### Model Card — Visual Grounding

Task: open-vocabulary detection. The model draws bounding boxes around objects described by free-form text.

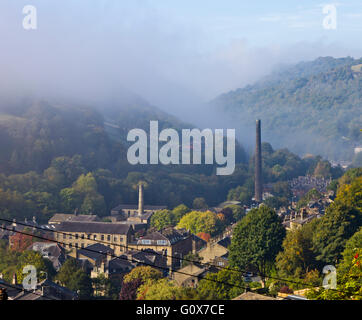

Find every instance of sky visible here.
[1,0,362,122]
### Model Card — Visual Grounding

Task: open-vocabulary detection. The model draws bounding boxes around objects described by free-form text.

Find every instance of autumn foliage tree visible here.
[177,210,225,236]
[123,266,163,284]
[312,176,362,265]
[119,278,143,300]
[197,232,211,242]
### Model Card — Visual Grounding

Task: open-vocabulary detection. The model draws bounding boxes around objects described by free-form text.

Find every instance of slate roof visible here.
[11,279,78,300]
[137,227,188,245]
[49,214,98,224]
[38,279,78,300]
[108,257,134,273]
[55,221,131,235]
[0,280,23,300]
[28,242,66,271]
[217,237,231,249]
[77,243,114,262]
[131,249,164,265]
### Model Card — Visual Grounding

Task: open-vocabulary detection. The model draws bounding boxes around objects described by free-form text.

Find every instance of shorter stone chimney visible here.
[138,183,144,216]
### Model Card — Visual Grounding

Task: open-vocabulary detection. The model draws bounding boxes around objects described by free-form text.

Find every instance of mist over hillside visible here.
[210,56,362,161]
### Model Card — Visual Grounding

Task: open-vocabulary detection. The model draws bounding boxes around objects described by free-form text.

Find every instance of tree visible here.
[16,250,53,284]
[224,205,244,223]
[227,185,253,206]
[196,232,211,242]
[59,188,82,212]
[177,210,225,236]
[313,161,333,178]
[150,210,173,231]
[271,181,292,199]
[119,278,143,300]
[229,205,286,285]
[306,249,362,300]
[193,197,208,210]
[56,258,93,299]
[296,188,322,209]
[338,228,362,277]
[80,193,106,215]
[276,220,319,278]
[72,269,93,299]
[73,173,98,194]
[171,204,190,225]
[263,196,289,210]
[123,266,162,284]
[312,177,362,265]
[181,252,203,268]
[137,278,201,300]
[197,268,245,300]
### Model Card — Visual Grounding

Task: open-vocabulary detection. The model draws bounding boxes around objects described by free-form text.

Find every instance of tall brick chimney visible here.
[138,183,144,216]
[255,119,263,202]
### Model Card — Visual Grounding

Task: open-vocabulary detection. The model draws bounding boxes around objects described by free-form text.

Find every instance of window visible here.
[107,235,111,241]
[140,239,151,245]
[81,243,84,248]
[157,240,167,245]
[94,235,97,240]
[75,243,78,248]
[217,262,224,266]
[114,237,117,242]
[119,237,123,242]
[81,234,84,239]
[101,235,104,241]
[87,234,91,240]
[69,243,72,248]
[63,234,66,240]
[75,234,79,239]
[69,234,72,240]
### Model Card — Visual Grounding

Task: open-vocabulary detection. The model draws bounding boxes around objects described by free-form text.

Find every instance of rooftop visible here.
[233,291,277,300]
[77,243,114,261]
[55,221,131,235]
[49,214,99,224]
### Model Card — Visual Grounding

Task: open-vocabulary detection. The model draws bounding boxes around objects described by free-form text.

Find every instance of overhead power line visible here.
[1,219,359,298]
[0,225,254,296]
